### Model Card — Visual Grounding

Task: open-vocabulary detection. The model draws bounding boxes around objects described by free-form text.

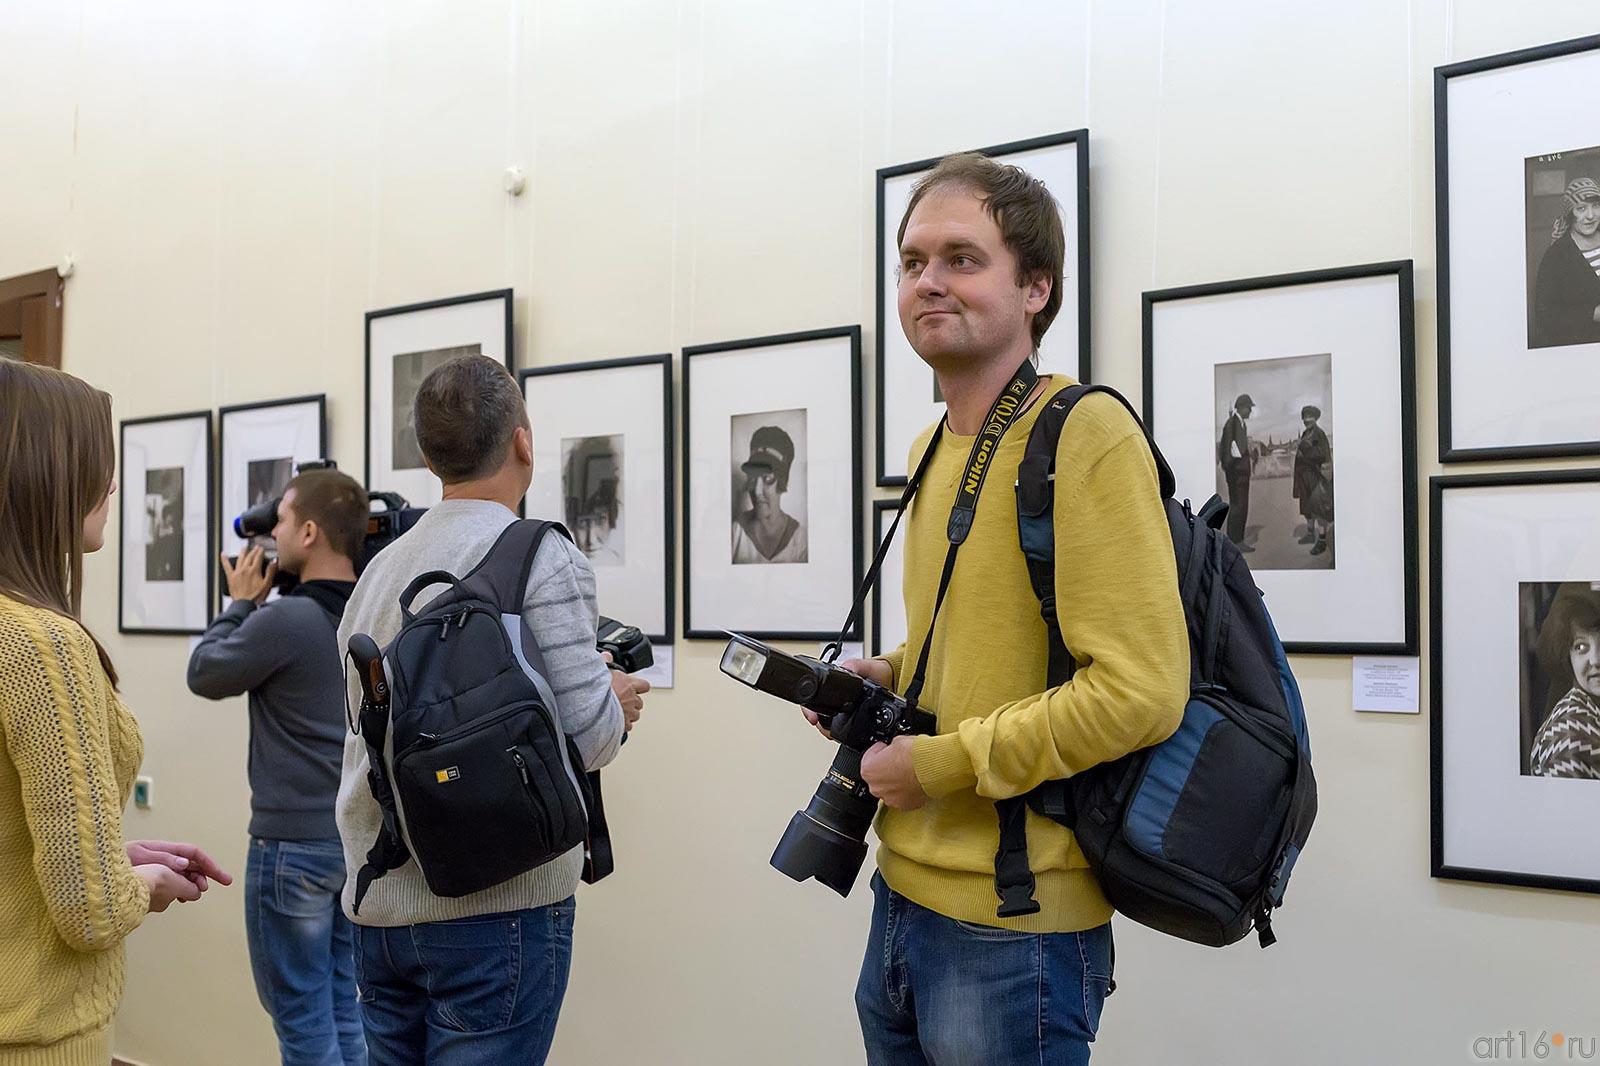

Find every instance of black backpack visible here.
[995,384,1317,949]
[348,520,611,914]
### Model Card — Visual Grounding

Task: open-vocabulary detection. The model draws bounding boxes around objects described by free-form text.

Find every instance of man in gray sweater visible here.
[187,467,373,1066]
[335,354,647,1065]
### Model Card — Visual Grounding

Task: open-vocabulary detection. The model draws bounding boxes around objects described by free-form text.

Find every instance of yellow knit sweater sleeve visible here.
[912,401,1190,799]
[0,608,149,952]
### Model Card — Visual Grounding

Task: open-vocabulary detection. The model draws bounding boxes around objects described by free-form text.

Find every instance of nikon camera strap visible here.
[823,358,1039,712]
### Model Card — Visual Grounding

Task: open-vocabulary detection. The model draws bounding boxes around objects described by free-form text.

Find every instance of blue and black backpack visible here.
[994,384,1317,950]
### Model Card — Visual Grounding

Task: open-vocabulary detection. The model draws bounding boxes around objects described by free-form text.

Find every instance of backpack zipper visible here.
[398,702,533,757]
[509,747,532,786]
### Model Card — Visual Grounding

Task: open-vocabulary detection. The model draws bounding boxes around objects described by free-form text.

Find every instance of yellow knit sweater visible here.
[0,594,147,1066]
[878,378,1190,933]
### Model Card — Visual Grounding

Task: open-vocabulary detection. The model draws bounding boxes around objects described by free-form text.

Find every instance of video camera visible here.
[230,460,426,582]
[719,634,935,897]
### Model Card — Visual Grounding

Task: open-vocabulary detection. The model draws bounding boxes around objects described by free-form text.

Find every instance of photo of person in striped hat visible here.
[1529,173,1600,349]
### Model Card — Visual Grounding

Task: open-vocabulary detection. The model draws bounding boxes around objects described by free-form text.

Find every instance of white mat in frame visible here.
[120,410,213,634]
[521,354,673,642]
[366,289,513,508]
[876,130,1090,486]
[1431,469,1600,893]
[1436,34,1600,461]
[870,499,907,658]
[218,394,326,608]
[1144,262,1419,655]
[684,327,862,641]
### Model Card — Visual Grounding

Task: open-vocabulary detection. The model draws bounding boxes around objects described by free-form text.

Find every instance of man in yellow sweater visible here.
[826,153,1189,1064]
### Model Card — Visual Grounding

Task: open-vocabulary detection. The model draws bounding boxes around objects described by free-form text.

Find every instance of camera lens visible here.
[769,745,878,897]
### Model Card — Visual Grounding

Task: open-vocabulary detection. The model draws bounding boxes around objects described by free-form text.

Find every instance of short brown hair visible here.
[897,151,1065,349]
[283,468,368,561]
[414,355,526,483]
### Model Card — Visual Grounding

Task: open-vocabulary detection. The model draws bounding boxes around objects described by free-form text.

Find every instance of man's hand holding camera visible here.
[604,652,650,732]
[798,657,928,810]
[860,736,926,811]
[220,545,277,604]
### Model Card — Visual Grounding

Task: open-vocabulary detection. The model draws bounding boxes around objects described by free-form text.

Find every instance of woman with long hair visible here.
[0,360,231,1064]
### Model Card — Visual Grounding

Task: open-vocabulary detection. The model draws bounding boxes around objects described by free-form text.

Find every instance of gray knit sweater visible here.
[334,498,624,925]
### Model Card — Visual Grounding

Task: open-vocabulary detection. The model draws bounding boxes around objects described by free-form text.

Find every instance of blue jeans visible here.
[353,901,575,1066]
[246,837,368,1066]
[856,873,1114,1066]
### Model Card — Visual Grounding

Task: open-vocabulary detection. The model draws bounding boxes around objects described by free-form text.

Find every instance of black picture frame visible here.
[683,325,863,642]
[118,409,215,636]
[215,394,328,612]
[1429,467,1600,895]
[1142,260,1419,656]
[519,353,676,644]
[875,129,1091,487]
[364,288,515,492]
[1435,33,1600,463]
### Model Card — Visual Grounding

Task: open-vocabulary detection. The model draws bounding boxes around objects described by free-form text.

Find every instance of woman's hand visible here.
[126,840,233,892]
[134,864,203,913]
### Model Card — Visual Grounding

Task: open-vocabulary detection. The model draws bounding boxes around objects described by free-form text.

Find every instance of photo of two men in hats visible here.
[1213,352,1336,571]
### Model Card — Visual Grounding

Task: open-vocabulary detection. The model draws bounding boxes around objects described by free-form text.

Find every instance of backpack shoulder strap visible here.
[1021,384,1175,507]
[997,382,1175,920]
[460,519,573,614]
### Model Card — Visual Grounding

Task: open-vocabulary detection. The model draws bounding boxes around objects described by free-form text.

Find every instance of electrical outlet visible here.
[133,776,152,810]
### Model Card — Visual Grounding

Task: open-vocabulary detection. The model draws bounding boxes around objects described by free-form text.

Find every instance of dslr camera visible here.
[720,634,934,896]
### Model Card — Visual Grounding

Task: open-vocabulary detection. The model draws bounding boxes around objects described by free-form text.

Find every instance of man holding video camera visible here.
[186,467,371,1066]
[824,153,1189,1064]
[335,354,648,1065]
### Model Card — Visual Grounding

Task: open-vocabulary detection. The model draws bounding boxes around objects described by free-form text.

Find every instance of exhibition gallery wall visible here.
[4,2,1599,1063]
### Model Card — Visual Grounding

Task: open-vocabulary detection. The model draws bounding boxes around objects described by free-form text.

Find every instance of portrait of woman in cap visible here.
[730,420,808,565]
[1530,175,1600,349]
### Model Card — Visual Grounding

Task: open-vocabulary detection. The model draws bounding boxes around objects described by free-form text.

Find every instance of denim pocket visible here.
[1082,971,1111,1036]
[952,918,1037,942]
[413,915,522,1033]
[273,841,345,918]
[353,928,376,1005]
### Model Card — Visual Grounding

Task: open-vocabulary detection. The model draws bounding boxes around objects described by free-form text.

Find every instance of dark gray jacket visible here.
[186,581,355,840]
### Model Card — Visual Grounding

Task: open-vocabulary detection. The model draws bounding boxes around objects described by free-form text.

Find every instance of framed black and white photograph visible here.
[218,395,327,608]
[876,130,1089,486]
[1436,34,1600,461]
[870,500,907,658]
[120,410,214,634]
[1432,469,1600,894]
[1144,261,1418,655]
[521,354,673,643]
[684,327,862,640]
[366,289,513,506]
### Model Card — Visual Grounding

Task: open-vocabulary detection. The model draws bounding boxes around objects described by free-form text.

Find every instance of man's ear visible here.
[1024,271,1052,315]
[513,425,533,467]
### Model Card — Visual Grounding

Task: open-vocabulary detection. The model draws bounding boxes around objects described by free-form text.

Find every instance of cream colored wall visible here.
[4,2,1599,1063]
